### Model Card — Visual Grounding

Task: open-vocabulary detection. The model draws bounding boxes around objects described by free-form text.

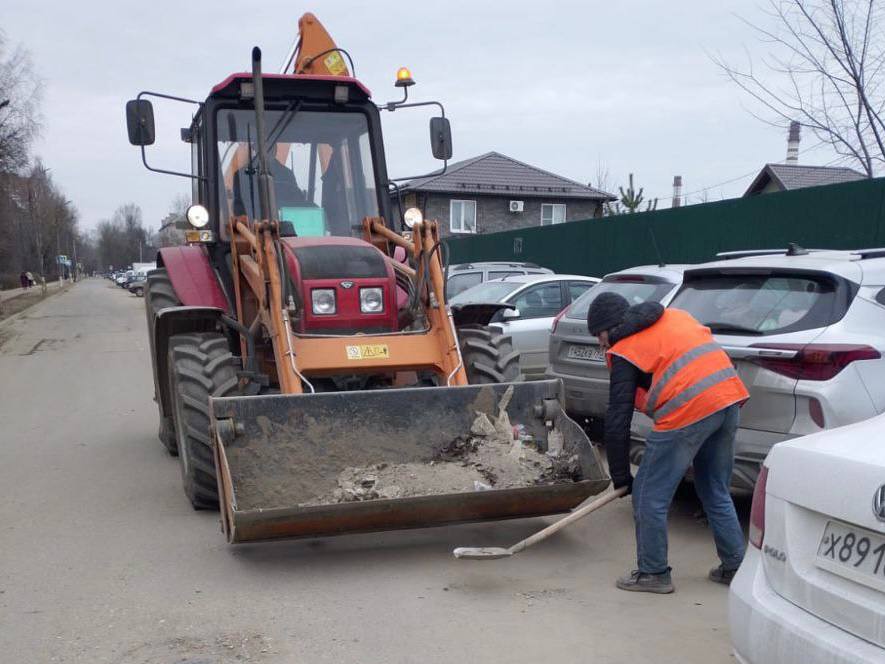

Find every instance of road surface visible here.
[0,279,742,663]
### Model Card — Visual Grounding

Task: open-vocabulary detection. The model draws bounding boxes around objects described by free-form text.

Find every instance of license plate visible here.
[816,520,885,591]
[345,344,390,360]
[567,344,605,362]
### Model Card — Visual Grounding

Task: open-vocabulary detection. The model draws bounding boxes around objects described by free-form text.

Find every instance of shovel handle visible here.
[510,486,628,554]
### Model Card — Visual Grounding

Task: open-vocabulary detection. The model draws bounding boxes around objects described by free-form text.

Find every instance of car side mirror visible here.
[126,99,156,146]
[502,307,521,321]
[429,116,452,160]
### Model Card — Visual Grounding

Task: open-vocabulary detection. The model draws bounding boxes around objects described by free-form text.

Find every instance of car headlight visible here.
[311,288,336,315]
[186,204,210,228]
[360,287,384,313]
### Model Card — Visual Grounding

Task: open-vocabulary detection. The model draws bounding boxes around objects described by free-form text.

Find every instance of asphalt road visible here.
[0,279,744,663]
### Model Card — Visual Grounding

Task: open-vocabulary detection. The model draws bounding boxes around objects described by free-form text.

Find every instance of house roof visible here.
[400,151,616,200]
[744,163,866,196]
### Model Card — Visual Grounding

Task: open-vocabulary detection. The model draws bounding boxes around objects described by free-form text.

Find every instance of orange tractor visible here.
[125,13,607,543]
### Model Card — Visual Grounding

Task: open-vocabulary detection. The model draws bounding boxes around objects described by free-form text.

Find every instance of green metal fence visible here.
[446,177,885,277]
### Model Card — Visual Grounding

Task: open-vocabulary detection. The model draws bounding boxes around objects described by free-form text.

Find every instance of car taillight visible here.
[750,343,880,380]
[749,465,769,549]
[551,307,569,334]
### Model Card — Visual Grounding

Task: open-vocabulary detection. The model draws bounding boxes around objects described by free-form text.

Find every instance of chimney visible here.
[672,175,683,208]
[786,121,800,162]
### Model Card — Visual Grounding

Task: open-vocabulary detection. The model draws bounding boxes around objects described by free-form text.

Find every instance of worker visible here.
[587,292,749,594]
[232,149,307,219]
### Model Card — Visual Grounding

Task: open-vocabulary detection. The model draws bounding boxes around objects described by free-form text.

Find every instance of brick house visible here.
[393,152,614,238]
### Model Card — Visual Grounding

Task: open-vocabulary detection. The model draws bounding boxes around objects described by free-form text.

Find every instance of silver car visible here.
[451,273,600,378]
[446,261,553,298]
[545,265,688,421]
[631,248,885,493]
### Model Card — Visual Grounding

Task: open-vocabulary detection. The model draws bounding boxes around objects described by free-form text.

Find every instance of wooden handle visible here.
[510,487,628,554]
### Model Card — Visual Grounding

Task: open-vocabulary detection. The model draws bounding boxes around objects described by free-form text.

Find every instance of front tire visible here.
[457,325,521,384]
[167,333,239,510]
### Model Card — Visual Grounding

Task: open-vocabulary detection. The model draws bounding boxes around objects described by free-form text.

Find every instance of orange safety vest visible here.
[607,308,749,431]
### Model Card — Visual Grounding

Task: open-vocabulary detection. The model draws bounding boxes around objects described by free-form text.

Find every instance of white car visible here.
[631,247,885,493]
[450,273,600,378]
[729,414,885,663]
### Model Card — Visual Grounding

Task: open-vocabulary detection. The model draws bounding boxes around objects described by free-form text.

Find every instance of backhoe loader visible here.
[125,13,608,543]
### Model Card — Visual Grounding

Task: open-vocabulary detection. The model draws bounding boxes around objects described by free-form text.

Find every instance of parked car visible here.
[127,277,146,297]
[729,414,885,663]
[446,261,553,299]
[630,248,885,493]
[545,264,688,421]
[450,273,599,378]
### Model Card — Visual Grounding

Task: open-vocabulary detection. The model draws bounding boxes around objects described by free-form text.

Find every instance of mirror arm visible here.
[136,90,207,181]
[377,99,449,181]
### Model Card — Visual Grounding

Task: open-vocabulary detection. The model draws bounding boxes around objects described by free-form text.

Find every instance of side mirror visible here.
[126,99,155,146]
[429,116,452,160]
[502,307,521,321]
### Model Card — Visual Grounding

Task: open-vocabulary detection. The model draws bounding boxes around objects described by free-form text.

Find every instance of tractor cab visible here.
[206,74,390,241]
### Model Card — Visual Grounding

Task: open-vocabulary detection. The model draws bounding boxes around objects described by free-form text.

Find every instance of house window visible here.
[541,203,566,225]
[450,200,477,233]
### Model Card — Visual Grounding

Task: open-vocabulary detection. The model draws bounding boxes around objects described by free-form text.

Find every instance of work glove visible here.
[612,474,633,496]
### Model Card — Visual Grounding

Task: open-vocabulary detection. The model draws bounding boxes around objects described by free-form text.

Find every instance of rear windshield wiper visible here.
[703,321,764,336]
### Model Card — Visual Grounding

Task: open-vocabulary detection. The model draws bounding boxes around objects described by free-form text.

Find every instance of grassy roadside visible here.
[0,282,72,324]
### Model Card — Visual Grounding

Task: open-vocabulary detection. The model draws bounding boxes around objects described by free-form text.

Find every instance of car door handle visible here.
[721,346,799,360]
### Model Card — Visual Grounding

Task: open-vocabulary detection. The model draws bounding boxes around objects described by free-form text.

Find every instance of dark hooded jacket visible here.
[604,301,665,487]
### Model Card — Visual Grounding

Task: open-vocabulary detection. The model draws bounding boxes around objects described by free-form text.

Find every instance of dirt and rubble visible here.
[227,386,582,511]
[310,392,582,505]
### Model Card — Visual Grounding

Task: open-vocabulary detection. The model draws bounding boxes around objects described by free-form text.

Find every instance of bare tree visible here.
[0,32,42,173]
[715,1,885,176]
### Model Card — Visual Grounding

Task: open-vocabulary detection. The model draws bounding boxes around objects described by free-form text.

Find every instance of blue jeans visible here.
[632,404,745,574]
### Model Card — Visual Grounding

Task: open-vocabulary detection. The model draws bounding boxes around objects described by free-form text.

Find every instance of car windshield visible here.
[216,109,379,238]
[566,277,675,320]
[670,273,838,335]
[450,281,522,304]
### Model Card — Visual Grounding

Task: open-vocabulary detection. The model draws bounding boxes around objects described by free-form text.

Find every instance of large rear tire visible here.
[145,269,181,455]
[457,325,521,384]
[167,333,239,510]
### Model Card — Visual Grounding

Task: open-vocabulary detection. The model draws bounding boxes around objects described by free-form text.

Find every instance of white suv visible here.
[631,247,885,493]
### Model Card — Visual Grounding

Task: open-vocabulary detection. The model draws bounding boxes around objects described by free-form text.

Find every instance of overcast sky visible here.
[5,0,844,232]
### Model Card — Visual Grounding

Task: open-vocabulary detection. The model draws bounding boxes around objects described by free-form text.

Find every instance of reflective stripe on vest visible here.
[653,366,740,419]
[644,341,720,416]
[608,308,749,431]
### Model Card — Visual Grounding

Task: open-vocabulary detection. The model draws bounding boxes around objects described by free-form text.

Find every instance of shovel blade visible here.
[453,546,513,560]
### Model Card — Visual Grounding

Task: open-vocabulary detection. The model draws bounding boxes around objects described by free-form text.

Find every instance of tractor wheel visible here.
[457,325,521,384]
[145,269,181,455]
[167,333,239,510]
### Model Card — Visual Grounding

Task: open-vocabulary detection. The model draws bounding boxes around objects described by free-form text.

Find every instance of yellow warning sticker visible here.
[323,52,348,76]
[346,344,390,360]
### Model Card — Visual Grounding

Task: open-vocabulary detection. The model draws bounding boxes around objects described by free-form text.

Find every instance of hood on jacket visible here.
[609,301,665,345]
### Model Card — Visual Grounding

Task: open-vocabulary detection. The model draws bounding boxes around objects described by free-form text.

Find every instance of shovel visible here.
[453,486,628,560]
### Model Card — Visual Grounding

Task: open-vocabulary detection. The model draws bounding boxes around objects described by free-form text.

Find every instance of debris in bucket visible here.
[317,407,580,505]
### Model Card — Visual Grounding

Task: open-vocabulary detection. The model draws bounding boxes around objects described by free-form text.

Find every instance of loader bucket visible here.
[210,379,609,543]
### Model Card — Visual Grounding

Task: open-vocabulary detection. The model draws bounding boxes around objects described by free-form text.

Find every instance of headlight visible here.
[186,204,210,228]
[311,288,336,315]
[403,207,423,229]
[360,287,384,313]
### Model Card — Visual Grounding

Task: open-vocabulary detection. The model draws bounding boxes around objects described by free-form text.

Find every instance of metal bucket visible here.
[210,379,609,543]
